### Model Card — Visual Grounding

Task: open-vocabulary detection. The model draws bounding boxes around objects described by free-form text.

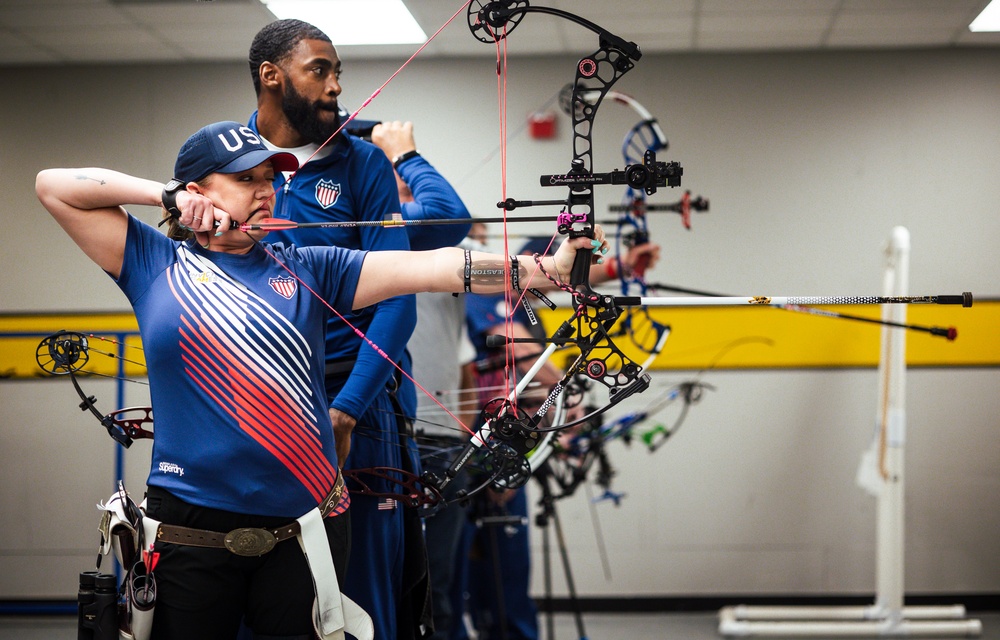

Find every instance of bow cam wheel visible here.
[36,331,89,375]
[486,443,531,490]
[468,0,528,43]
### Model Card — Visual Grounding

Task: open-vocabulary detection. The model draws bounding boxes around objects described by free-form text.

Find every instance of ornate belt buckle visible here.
[224,528,277,556]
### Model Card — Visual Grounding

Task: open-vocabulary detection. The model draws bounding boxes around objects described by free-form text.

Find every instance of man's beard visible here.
[281,82,341,145]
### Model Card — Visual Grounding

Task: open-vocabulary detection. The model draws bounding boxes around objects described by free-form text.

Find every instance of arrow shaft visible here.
[238,215,560,231]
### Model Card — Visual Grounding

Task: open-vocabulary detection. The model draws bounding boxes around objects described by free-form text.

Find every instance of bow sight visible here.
[540,152,683,195]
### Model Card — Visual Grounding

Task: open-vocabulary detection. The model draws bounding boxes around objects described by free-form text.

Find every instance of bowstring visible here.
[495,24,519,416]
[491,26,570,429]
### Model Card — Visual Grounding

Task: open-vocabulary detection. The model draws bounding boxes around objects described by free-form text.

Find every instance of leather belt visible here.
[324,358,356,378]
[155,473,345,557]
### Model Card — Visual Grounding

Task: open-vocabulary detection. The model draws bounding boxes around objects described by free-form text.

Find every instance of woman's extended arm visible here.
[353,231,608,309]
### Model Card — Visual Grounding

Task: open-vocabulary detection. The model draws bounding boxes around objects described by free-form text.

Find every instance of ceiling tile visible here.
[22,24,179,62]
[954,30,1000,45]
[3,0,105,5]
[697,30,826,51]
[0,0,996,67]
[834,11,974,31]
[153,24,262,60]
[827,27,968,48]
[0,47,62,64]
[700,14,830,33]
[700,0,841,14]
[840,0,983,13]
[118,2,275,27]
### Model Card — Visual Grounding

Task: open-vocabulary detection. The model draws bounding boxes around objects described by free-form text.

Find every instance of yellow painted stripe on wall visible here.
[536,299,999,370]
[1,301,996,380]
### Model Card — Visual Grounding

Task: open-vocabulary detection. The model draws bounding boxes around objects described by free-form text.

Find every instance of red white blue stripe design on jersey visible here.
[165,246,348,514]
[315,179,341,209]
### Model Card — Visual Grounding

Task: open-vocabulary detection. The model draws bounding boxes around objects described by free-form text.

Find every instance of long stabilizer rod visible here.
[619,293,973,308]
[644,282,962,340]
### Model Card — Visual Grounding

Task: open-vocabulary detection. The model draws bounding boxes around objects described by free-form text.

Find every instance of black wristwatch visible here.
[391,149,420,170]
[161,178,186,220]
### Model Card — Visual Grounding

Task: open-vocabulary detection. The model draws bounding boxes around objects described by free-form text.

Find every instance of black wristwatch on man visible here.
[391,150,420,170]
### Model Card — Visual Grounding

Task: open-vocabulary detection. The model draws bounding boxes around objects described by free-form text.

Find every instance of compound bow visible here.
[420,1,687,496]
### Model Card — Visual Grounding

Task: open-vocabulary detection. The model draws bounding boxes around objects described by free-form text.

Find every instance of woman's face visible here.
[201,161,278,249]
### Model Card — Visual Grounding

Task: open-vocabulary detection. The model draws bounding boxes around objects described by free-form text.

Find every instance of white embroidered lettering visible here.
[239,126,261,145]
[158,462,185,477]
[219,130,243,152]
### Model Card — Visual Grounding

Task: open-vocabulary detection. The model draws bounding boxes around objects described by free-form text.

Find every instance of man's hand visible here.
[621,241,661,278]
[591,240,662,284]
[371,121,416,162]
[330,408,357,465]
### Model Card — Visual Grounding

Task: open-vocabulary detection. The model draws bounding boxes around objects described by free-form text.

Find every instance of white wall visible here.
[0,48,997,599]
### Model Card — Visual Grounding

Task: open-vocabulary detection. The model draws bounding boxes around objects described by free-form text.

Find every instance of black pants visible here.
[144,487,350,640]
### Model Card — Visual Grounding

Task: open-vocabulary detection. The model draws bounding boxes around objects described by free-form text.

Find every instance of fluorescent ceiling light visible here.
[261,0,427,45]
[969,0,1000,32]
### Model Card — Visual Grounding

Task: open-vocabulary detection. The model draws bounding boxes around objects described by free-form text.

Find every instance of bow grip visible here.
[570,246,591,286]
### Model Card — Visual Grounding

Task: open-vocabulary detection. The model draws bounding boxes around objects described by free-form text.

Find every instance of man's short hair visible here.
[249,19,331,95]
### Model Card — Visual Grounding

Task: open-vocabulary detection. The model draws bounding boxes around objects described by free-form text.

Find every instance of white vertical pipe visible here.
[718,227,980,637]
[875,226,909,620]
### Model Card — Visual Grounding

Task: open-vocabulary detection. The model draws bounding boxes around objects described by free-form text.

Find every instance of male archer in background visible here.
[247,19,422,640]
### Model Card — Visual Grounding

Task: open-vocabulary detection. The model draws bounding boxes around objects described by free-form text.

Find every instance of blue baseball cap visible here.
[173,121,298,183]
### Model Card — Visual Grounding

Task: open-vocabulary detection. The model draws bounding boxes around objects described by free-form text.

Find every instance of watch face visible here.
[164,178,185,192]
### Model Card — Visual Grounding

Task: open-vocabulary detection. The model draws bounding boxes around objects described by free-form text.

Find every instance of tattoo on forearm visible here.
[74,174,106,185]
[460,259,526,288]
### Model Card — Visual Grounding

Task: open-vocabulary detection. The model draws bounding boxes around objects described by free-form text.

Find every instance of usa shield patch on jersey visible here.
[269,276,297,299]
[315,179,341,209]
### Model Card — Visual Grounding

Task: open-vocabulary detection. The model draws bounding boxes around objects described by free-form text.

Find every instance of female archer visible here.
[35,120,608,640]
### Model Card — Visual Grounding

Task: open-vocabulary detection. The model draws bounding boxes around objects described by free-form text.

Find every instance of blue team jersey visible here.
[396,155,470,251]
[249,111,416,420]
[115,215,364,517]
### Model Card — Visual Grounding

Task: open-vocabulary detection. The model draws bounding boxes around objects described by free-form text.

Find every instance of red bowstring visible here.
[494,27,531,419]
[492,27,561,417]
[495,30,515,409]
